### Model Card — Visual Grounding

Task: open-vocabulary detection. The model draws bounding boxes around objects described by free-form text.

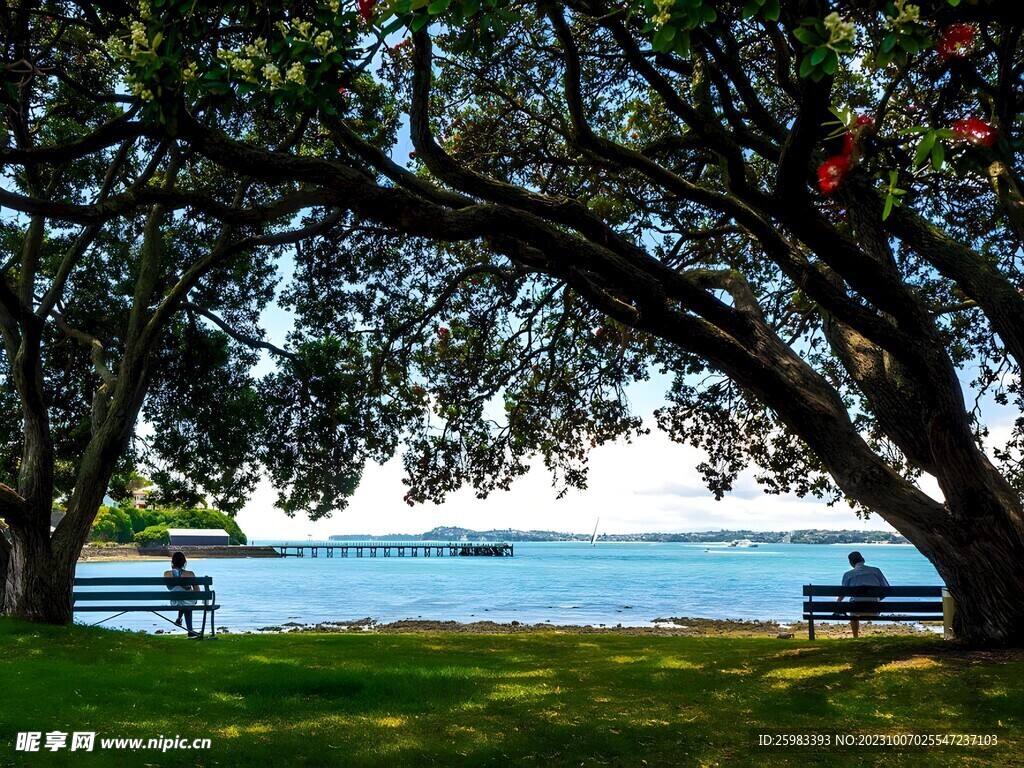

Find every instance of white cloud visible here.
[236,429,902,540]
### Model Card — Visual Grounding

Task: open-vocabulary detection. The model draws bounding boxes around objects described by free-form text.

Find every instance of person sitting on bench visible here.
[836,551,890,638]
[165,552,200,638]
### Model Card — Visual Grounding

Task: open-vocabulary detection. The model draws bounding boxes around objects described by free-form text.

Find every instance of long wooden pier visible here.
[265,541,514,558]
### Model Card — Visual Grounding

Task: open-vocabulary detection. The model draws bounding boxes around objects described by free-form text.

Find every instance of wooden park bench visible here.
[803,584,946,640]
[73,576,219,639]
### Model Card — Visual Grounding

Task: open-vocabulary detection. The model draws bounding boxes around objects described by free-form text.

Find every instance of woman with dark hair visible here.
[164,552,200,637]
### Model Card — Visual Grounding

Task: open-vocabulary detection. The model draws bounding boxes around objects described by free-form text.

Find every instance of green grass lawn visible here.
[1,620,1021,767]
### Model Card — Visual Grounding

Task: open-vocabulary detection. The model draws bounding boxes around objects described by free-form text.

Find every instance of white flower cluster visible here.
[286,61,306,85]
[824,12,855,46]
[106,10,344,102]
[888,0,921,26]
[218,39,308,88]
[105,34,126,58]
[129,20,148,49]
[652,0,674,27]
[263,62,282,85]
[105,18,161,101]
[314,30,333,53]
[274,16,338,55]
[217,45,265,85]
[129,81,154,100]
[242,38,268,59]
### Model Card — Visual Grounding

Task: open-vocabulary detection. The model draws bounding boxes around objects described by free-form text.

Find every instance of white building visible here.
[131,486,154,509]
[166,528,231,546]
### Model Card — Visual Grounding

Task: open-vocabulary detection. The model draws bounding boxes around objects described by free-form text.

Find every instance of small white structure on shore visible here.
[167,528,231,546]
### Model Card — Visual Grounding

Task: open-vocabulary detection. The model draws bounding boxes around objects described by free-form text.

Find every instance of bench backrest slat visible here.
[74,576,212,587]
[803,585,942,598]
[803,600,943,613]
[73,591,216,602]
[73,604,219,612]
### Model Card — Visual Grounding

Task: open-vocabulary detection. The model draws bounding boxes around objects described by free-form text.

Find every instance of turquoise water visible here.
[73,542,942,633]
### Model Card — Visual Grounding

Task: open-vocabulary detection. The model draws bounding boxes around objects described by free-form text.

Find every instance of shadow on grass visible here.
[0,621,1021,766]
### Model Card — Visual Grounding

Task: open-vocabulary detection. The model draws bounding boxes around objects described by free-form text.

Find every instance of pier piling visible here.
[266,541,513,558]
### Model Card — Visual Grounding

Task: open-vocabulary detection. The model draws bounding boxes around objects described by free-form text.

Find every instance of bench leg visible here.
[809,617,815,641]
[199,606,207,639]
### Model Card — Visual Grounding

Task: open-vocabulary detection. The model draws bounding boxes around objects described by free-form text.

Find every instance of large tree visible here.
[2,0,1024,645]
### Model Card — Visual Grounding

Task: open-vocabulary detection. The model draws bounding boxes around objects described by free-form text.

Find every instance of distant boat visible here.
[591,517,600,547]
[728,539,758,548]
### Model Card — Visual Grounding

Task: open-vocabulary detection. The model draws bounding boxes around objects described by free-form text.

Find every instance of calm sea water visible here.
[73,542,942,633]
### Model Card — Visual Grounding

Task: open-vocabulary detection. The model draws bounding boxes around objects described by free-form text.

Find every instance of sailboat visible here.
[591,517,600,546]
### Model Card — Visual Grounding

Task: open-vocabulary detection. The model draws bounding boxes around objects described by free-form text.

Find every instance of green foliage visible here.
[881,170,908,221]
[741,0,779,22]
[90,505,245,545]
[106,0,365,125]
[642,0,717,57]
[382,0,524,52]
[794,14,855,81]
[133,524,170,547]
[106,469,154,506]
[88,507,134,544]
[875,1,934,68]
[905,127,960,170]
[143,316,268,515]
[122,505,158,534]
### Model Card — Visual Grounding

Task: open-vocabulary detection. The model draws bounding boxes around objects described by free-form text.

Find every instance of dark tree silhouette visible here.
[1,0,1023,644]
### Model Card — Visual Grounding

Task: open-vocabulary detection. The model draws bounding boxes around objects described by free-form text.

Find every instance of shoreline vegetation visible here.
[329,527,912,545]
[3,618,1020,767]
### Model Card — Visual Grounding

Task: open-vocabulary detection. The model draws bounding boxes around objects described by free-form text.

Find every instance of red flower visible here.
[337,87,350,97]
[855,114,875,128]
[437,326,449,336]
[952,117,997,148]
[841,132,856,156]
[357,0,376,22]
[817,155,851,194]
[937,24,976,61]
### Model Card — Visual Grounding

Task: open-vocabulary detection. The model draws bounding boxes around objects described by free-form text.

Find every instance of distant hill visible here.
[329,527,909,545]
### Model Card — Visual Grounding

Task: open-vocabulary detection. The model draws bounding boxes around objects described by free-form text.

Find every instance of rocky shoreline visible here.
[207,616,940,639]
[78,544,281,562]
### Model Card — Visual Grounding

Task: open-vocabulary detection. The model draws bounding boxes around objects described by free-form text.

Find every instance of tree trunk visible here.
[915,517,1024,646]
[2,528,75,624]
[0,532,10,612]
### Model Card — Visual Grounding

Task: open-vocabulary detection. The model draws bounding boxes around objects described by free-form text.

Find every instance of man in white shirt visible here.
[837,551,890,638]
